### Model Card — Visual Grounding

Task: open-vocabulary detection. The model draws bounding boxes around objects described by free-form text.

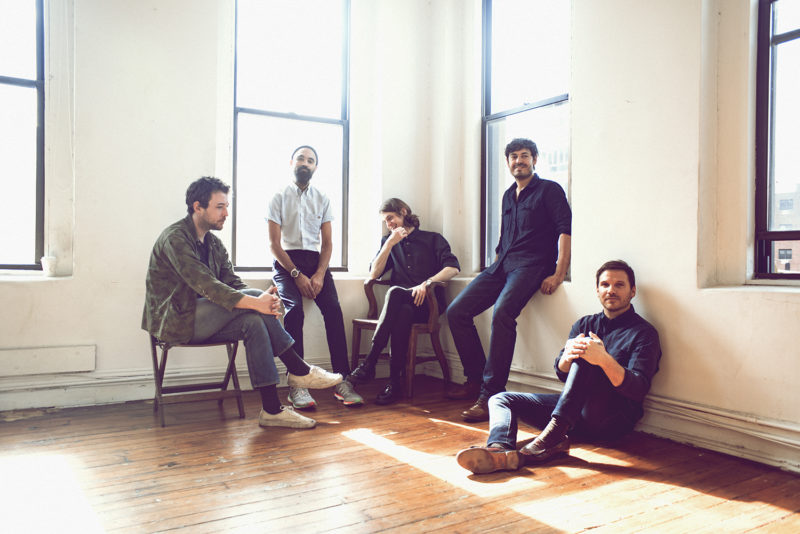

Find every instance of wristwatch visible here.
[290,268,300,278]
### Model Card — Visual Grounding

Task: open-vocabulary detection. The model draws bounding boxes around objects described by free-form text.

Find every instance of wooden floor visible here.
[1,376,798,534]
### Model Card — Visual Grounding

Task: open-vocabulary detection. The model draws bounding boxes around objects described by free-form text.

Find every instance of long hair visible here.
[379,198,420,228]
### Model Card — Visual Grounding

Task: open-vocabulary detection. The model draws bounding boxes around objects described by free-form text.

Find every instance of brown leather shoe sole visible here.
[519,436,570,465]
[456,447,521,474]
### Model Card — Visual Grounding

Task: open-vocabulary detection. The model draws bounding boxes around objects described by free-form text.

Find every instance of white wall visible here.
[0,0,798,472]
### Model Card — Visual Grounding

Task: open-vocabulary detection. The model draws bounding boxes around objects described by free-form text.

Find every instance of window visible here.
[0,0,43,269]
[778,248,792,260]
[233,0,349,270]
[481,0,570,268]
[755,0,800,278]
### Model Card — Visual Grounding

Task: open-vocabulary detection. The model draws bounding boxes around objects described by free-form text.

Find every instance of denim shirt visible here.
[142,215,248,343]
[554,305,662,403]
[488,174,571,274]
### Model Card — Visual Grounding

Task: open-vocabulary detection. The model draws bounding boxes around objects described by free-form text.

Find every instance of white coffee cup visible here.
[41,255,57,277]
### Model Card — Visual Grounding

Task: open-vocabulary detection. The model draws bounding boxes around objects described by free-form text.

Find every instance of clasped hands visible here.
[559,332,608,368]
[294,271,325,299]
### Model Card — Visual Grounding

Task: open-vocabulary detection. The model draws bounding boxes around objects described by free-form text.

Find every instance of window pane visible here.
[0,0,37,80]
[769,38,800,231]
[485,101,570,266]
[235,113,344,268]
[236,0,344,119]
[0,85,37,264]
[490,0,569,114]
[772,241,800,274]
[775,0,800,35]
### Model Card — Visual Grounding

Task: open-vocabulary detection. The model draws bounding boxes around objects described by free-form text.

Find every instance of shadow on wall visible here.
[634,283,735,403]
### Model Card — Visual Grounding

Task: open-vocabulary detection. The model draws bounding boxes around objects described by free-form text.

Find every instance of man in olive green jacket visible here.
[142,177,342,429]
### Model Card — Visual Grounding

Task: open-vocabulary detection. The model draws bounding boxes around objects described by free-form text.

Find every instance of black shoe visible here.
[375,382,403,405]
[348,362,375,385]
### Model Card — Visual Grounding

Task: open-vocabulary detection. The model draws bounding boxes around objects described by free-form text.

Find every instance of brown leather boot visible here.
[519,416,571,464]
[456,445,521,474]
[460,396,490,421]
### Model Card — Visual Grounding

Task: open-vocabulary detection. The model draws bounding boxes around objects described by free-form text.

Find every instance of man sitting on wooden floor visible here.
[456,260,662,474]
[142,177,342,429]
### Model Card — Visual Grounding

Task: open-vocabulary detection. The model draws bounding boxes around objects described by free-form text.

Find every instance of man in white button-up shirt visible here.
[267,146,363,408]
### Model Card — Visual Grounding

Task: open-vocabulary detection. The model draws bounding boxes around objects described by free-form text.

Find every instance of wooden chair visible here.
[350,279,451,398]
[149,335,245,427]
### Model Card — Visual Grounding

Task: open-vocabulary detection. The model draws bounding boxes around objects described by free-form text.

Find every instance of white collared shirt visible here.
[267,183,333,251]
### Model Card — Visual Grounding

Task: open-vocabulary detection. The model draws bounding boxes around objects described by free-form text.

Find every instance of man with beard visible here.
[268,146,362,409]
[446,138,572,421]
[143,177,343,429]
[456,260,662,474]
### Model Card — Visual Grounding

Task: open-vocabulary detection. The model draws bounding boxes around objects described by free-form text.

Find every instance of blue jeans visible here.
[369,286,430,380]
[487,360,640,448]
[446,264,548,398]
[273,250,350,376]
[190,288,293,388]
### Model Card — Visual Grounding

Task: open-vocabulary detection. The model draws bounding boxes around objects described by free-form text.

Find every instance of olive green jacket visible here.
[141,215,247,343]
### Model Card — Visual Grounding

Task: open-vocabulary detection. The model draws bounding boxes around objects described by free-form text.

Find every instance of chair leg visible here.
[351,326,363,370]
[405,332,419,398]
[151,340,170,428]
[430,331,451,390]
[228,342,245,419]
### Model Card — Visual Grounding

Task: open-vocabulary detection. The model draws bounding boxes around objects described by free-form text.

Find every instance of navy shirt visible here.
[554,305,662,405]
[373,229,460,310]
[488,174,571,274]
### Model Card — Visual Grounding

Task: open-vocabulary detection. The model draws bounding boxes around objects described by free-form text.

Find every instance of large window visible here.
[0,0,44,269]
[234,0,349,270]
[755,0,800,279]
[481,0,570,268]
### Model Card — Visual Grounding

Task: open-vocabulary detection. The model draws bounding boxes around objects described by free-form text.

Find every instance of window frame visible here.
[480,0,570,269]
[754,0,800,280]
[231,0,351,272]
[0,0,44,270]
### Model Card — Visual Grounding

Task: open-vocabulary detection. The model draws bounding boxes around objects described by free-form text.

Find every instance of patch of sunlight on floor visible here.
[0,454,104,534]
[427,417,537,442]
[571,447,635,467]
[342,428,546,497]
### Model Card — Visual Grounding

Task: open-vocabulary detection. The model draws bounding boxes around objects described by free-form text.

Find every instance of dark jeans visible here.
[369,286,430,381]
[273,250,350,376]
[487,359,640,448]
[446,264,548,398]
[190,288,294,388]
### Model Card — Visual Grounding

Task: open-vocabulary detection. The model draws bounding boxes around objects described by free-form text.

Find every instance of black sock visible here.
[277,347,310,376]
[258,384,281,414]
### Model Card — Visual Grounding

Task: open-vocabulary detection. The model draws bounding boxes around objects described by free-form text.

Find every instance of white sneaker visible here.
[287,386,316,409]
[258,406,316,429]
[334,380,364,406]
[288,365,343,389]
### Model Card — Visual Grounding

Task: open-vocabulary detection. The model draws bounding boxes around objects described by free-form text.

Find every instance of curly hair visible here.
[379,198,420,229]
[504,138,539,160]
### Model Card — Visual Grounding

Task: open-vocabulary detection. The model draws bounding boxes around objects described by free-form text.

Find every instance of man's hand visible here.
[294,273,316,299]
[386,226,408,247]
[309,272,325,298]
[540,273,564,295]
[253,290,282,316]
[577,332,610,366]
[411,281,428,306]
[558,333,586,372]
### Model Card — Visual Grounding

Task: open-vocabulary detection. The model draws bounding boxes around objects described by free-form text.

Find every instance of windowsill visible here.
[0,270,71,282]
[744,278,800,288]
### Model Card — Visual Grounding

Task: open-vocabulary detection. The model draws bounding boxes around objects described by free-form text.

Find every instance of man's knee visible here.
[489,392,513,410]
